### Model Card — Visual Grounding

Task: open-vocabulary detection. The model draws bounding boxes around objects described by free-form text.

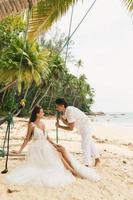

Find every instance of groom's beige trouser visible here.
[80,124,99,166]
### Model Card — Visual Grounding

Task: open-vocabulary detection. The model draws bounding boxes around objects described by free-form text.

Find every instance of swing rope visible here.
[0,0,32,173]
[0,0,33,125]
[60,0,97,53]
[56,0,97,143]
[64,4,74,66]
[55,5,74,143]
[0,0,98,163]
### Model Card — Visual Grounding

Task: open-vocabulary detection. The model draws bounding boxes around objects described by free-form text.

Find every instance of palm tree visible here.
[0,15,50,94]
[0,0,78,40]
[72,59,83,105]
[123,0,133,11]
[0,1,132,41]
[29,51,66,111]
[0,1,132,24]
[0,39,49,93]
[0,0,41,21]
[75,59,83,78]
[28,0,77,40]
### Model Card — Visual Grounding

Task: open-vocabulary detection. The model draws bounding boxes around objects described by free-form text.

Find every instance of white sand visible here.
[0,117,133,200]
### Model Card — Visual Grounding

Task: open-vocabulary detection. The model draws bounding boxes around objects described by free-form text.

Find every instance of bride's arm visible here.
[15,123,34,154]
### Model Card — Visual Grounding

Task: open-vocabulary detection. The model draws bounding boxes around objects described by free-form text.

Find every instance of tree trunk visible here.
[0,80,17,94]
[13,87,29,116]
[0,118,6,126]
[30,83,52,112]
[29,88,41,110]
[1,90,7,106]
[47,91,53,114]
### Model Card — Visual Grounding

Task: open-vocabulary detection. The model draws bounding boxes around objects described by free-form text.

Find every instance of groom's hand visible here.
[60,115,66,120]
[55,121,60,128]
[60,116,68,125]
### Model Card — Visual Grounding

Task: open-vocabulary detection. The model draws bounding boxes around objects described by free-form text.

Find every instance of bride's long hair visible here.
[29,105,42,140]
[29,105,42,123]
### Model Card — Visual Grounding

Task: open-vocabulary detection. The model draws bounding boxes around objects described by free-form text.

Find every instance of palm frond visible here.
[0,38,50,92]
[0,0,41,21]
[123,0,133,11]
[28,0,78,40]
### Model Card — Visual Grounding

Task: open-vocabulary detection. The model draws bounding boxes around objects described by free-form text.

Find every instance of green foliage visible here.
[0,16,49,93]
[28,0,78,40]
[0,16,95,116]
[123,0,133,11]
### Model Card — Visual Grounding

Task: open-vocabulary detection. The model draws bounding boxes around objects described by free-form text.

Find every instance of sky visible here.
[51,0,133,112]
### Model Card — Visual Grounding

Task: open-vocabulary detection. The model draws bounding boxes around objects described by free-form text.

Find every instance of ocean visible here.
[91,112,133,128]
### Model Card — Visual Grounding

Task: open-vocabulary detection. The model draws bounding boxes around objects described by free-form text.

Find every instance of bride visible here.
[5,105,100,187]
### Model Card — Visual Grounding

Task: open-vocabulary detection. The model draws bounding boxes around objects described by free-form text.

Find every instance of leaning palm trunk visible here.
[1,90,7,106]
[73,95,77,106]
[47,92,53,114]
[0,0,41,21]
[0,80,17,94]
[0,104,22,126]
[30,82,52,112]
[123,0,133,11]
[29,88,41,110]
[33,83,52,105]
[14,86,30,116]
[0,117,6,126]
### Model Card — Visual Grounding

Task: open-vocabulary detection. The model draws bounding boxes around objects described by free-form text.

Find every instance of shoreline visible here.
[0,117,133,200]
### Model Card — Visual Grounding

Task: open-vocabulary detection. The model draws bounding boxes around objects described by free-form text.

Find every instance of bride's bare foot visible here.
[72,170,83,179]
[94,158,101,167]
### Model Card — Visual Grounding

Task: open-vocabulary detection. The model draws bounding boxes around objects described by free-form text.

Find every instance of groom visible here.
[55,98,100,167]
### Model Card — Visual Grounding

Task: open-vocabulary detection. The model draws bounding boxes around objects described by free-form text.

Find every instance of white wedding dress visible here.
[5,124,100,187]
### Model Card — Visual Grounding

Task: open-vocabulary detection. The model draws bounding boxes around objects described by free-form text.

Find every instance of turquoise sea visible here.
[92,112,133,127]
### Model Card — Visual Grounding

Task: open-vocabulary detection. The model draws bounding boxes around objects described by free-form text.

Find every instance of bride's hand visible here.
[55,144,65,152]
[55,121,60,128]
[56,144,62,148]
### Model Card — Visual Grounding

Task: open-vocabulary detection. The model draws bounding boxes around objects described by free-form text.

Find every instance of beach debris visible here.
[7,189,20,193]
[122,160,127,164]
[128,142,132,146]
[98,140,105,144]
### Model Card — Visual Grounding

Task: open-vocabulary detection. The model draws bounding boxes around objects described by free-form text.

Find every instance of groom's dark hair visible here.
[55,98,68,108]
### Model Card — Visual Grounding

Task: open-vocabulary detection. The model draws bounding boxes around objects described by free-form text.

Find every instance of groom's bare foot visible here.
[94,158,101,167]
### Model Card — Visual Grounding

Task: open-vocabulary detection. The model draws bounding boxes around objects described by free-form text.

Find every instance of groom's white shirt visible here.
[64,106,99,165]
[64,106,91,131]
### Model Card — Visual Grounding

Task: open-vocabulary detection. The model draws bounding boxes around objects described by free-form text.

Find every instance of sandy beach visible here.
[0,117,133,200]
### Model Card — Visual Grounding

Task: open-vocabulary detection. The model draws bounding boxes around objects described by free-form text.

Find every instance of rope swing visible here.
[56,0,97,143]
[0,0,32,174]
[60,0,97,53]
[0,0,98,171]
